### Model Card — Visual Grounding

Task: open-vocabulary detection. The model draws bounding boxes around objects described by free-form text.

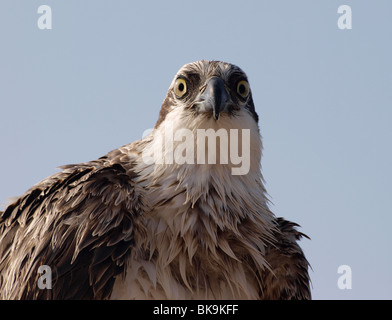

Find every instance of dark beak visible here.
[195,77,233,120]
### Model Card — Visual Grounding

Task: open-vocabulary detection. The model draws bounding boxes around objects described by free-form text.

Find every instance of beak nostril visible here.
[193,77,235,120]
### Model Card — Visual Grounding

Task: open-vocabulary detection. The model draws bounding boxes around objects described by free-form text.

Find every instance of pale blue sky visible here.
[1,0,391,299]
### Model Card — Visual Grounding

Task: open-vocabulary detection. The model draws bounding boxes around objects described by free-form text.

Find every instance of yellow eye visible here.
[174,78,187,98]
[237,80,250,98]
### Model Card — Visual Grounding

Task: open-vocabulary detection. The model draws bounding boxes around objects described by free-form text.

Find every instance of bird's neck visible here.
[139,107,264,183]
[133,110,272,224]
[123,116,277,299]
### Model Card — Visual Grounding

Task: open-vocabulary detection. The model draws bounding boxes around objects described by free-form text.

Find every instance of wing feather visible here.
[0,155,145,300]
[261,217,311,300]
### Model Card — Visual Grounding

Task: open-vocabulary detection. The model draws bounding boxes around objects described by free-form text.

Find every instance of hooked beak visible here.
[194,77,234,120]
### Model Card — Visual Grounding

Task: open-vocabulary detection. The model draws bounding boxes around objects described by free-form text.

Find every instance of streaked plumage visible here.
[0,60,311,299]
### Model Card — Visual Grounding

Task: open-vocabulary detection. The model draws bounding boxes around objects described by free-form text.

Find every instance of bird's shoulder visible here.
[261,217,311,300]
[0,144,147,299]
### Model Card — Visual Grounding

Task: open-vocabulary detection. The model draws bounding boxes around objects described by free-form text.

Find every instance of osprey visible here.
[0,60,311,299]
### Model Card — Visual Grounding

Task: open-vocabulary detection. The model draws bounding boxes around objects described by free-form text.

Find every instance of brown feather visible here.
[0,155,146,299]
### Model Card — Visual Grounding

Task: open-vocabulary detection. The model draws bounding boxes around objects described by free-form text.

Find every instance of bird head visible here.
[143,60,262,177]
[155,60,259,129]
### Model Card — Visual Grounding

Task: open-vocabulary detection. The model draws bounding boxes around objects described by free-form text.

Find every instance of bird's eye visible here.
[174,78,187,98]
[236,80,250,98]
